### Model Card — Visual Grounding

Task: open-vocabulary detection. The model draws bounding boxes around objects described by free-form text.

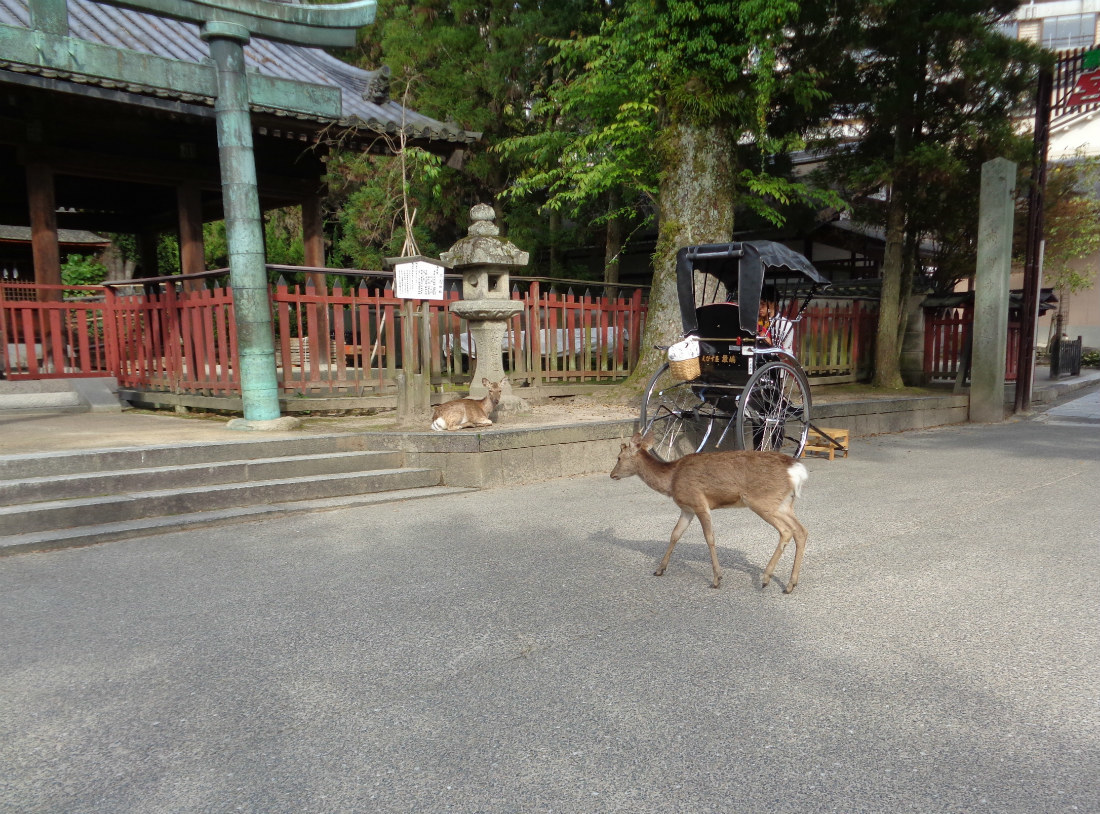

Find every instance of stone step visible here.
[0,433,373,479]
[0,486,472,556]
[0,467,443,536]
[0,450,404,506]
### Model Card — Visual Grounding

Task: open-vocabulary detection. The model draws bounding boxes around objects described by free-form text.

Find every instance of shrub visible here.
[61,254,108,289]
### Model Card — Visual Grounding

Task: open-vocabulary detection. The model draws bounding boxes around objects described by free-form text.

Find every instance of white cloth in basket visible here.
[667,337,700,362]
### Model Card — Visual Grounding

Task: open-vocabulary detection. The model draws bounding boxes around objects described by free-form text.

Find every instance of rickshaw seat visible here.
[695,303,749,339]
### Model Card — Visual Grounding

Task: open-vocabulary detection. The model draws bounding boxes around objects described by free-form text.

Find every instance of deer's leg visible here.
[758,508,795,590]
[695,508,723,588]
[655,509,694,577]
[785,512,809,594]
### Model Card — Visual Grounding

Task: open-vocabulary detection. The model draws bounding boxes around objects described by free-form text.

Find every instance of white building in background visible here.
[1005,1,1100,347]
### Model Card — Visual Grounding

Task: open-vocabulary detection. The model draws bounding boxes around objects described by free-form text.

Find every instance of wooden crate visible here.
[804,427,849,461]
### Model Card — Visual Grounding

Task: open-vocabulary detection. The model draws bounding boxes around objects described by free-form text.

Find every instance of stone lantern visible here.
[441,204,529,412]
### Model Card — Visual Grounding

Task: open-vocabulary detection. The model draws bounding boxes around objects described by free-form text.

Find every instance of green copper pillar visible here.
[202,21,281,422]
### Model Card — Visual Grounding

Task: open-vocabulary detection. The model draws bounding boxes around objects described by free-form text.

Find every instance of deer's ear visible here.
[639,429,655,448]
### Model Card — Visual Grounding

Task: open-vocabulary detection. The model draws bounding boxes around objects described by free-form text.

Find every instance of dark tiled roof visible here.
[0,0,479,144]
[0,225,109,244]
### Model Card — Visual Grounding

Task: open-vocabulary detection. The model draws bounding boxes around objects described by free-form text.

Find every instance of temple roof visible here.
[0,0,479,145]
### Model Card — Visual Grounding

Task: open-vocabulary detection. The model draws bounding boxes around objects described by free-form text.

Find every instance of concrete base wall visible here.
[812,394,971,436]
[364,421,637,488]
[355,393,972,487]
[0,378,122,413]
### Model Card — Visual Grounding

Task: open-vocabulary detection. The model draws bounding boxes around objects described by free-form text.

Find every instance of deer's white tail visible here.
[788,461,808,498]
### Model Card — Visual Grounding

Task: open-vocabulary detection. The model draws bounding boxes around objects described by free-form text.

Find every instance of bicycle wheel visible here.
[639,363,735,461]
[734,359,811,457]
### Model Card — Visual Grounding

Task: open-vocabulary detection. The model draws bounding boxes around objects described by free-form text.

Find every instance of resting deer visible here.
[610,431,809,592]
[431,378,504,431]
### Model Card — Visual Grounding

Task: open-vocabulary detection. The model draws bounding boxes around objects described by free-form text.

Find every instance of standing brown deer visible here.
[431,378,504,431]
[610,431,809,592]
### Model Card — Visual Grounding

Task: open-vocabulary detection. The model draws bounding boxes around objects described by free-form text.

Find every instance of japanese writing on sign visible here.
[395,260,445,300]
[1067,48,1100,107]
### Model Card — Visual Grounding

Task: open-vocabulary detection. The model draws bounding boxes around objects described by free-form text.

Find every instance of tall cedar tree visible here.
[814,1,1043,387]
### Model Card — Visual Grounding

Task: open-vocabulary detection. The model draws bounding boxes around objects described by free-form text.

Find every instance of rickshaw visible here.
[640,241,830,461]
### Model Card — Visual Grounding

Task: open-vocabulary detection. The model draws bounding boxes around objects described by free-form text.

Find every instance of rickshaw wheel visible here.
[734,359,811,457]
[639,362,735,462]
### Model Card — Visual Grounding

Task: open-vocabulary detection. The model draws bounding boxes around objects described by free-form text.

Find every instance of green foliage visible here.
[343,0,605,259]
[60,254,108,288]
[808,1,1045,386]
[156,234,180,276]
[819,2,1043,256]
[203,221,228,269]
[496,0,840,236]
[263,207,306,267]
[326,148,443,270]
[1080,349,1100,367]
[1040,155,1100,297]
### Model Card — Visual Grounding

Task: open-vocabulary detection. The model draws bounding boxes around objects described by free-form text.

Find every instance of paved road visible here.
[1,400,1098,813]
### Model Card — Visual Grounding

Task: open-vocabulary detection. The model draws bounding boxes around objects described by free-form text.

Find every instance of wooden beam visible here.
[177,181,205,290]
[25,161,61,297]
[26,145,320,198]
[136,230,160,280]
[302,195,326,291]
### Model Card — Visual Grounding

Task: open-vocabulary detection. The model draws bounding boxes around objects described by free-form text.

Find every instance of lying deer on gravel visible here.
[610,431,809,592]
[431,378,504,431]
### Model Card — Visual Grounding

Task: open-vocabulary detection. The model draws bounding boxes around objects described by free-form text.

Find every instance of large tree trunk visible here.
[873,191,906,389]
[625,120,734,392]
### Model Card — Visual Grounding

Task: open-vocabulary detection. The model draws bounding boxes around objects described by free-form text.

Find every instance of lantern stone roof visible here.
[0,0,480,146]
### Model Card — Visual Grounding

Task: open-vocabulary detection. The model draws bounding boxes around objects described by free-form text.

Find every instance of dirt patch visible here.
[296,392,640,434]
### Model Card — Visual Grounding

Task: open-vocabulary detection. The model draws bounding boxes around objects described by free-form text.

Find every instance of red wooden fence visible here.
[795,299,877,378]
[4,277,881,398]
[267,278,648,395]
[0,282,113,379]
[924,307,1021,383]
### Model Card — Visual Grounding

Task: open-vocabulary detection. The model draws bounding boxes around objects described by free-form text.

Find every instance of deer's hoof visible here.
[653,568,665,577]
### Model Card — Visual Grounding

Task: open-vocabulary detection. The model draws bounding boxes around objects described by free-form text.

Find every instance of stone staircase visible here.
[0,434,470,555]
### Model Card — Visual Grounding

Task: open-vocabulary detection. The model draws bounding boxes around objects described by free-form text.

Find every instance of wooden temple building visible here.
[0,0,478,291]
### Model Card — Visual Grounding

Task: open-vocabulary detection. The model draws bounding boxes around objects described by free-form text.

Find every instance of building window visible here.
[1043,14,1096,51]
[997,20,1019,40]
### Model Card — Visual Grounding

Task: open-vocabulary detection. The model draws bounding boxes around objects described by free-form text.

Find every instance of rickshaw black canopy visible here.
[675,241,829,336]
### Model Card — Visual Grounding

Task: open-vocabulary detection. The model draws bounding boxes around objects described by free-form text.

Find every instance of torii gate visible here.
[11,0,377,423]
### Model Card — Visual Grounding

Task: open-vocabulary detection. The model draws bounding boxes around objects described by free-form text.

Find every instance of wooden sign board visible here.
[394,258,446,300]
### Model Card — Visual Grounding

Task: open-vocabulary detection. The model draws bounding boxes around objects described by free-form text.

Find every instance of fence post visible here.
[529,280,543,388]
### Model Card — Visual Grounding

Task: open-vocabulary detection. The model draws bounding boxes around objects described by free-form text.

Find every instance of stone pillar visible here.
[900,294,927,386]
[971,157,1016,424]
[441,204,530,414]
